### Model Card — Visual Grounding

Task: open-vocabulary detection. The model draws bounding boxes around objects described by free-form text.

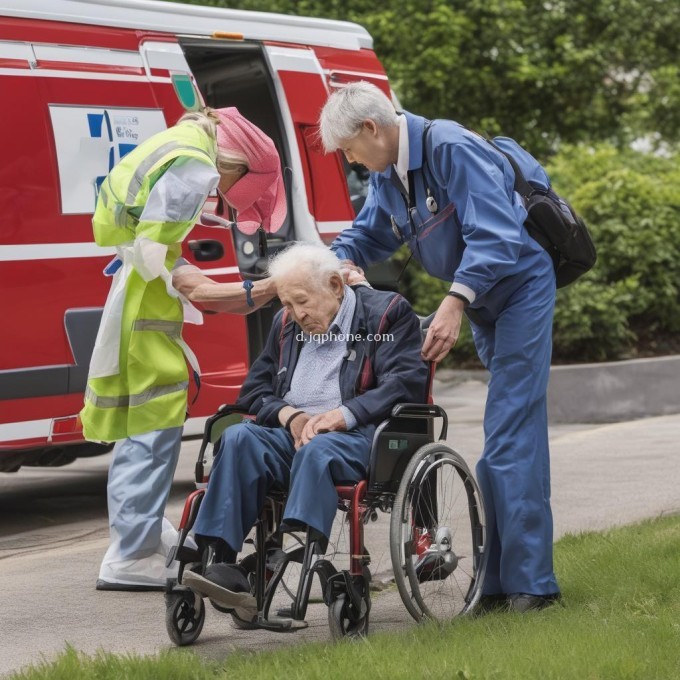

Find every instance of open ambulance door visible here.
[263,45,357,244]
[266,45,402,291]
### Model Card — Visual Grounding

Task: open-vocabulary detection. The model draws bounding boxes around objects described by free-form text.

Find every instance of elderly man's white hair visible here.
[319,81,400,153]
[268,242,342,284]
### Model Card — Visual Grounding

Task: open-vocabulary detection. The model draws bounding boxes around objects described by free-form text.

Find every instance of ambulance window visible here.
[343,159,370,215]
[171,73,201,112]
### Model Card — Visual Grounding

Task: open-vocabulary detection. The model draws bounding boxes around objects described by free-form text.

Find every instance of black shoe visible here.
[508,592,560,613]
[182,563,257,619]
[474,593,508,615]
[414,553,453,583]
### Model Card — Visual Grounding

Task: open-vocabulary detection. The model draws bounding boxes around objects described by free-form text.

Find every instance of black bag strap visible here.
[484,138,536,199]
[422,121,536,201]
[484,139,557,259]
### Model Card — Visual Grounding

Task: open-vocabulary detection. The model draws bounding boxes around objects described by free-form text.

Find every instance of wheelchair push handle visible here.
[418,312,436,341]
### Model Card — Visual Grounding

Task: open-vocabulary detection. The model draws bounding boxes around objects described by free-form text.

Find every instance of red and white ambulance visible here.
[0,0,394,471]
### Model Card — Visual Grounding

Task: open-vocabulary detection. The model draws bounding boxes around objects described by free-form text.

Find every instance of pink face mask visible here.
[213,108,287,235]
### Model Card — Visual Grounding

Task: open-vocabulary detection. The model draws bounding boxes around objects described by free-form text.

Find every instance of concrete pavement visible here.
[1,378,679,677]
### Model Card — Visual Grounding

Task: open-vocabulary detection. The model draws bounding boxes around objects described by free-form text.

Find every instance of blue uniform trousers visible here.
[194,421,373,551]
[107,426,182,559]
[471,251,560,597]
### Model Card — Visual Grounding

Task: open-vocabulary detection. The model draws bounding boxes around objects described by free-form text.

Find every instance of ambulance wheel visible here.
[328,594,370,640]
[165,592,205,646]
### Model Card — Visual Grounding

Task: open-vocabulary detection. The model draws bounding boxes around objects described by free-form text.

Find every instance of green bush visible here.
[549,143,680,361]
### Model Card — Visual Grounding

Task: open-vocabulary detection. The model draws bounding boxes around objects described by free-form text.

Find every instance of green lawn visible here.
[11,515,680,680]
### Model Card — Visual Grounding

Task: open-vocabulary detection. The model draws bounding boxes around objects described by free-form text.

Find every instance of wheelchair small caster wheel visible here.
[328,594,369,640]
[165,591,205,646]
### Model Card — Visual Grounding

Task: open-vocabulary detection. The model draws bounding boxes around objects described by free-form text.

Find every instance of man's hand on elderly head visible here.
[341,267,367,286]
[339,260,364,276]
[299,409,348,448]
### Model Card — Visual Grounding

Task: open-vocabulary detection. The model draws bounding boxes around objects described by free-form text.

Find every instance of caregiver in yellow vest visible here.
[81,107,286,591]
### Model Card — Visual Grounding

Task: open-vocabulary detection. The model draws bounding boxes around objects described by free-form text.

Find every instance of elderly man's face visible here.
[277,271,344,335]
[340,120,398,173]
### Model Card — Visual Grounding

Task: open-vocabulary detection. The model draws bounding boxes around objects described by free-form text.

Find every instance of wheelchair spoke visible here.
[391,443,487,623]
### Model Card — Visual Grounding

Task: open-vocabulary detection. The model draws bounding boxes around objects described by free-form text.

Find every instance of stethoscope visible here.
[391,121,438,243]
[422,121,438,214]
[426,190,438,214]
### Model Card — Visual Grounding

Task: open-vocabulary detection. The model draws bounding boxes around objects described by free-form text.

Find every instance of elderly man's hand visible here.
[289,412,312,450]
[421,295,465,363]
[299,409,348,447]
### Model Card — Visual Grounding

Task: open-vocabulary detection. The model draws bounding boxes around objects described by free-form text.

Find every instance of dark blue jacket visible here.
[237,286,429,432]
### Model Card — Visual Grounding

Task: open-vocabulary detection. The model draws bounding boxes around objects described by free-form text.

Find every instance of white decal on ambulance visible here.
[48,105,167,215]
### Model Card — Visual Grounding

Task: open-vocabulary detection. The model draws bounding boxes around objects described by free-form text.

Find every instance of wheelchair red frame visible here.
[164,359,487,644]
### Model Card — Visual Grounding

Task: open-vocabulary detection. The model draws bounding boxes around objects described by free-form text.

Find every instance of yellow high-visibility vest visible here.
[80,122,217,442]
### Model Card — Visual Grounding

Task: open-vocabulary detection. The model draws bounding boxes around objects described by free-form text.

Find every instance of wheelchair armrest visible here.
[390,403,448,441]
[216,403,251,416]
[196,404,251,480]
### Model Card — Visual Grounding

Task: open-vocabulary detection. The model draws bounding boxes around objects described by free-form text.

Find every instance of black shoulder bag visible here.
[488,140,597,288]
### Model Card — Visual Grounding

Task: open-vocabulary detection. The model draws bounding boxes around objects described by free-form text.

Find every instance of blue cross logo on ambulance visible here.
[48,105,167,215]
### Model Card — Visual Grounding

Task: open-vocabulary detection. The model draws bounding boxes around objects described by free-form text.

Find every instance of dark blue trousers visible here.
[471,250,560,597]
[193,421,372,552]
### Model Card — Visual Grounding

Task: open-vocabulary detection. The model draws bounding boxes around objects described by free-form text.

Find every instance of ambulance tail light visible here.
[50,415,83,443]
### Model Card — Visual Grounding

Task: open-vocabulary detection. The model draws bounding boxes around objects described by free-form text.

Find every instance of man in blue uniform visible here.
[319,82,560,613]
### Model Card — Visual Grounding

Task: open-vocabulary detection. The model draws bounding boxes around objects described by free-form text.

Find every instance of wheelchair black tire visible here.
[328,594,369,640]
[165,591,205,646]
[389,442,486,623]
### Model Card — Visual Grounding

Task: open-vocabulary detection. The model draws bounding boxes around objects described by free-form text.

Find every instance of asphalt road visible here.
[1,379,679,677]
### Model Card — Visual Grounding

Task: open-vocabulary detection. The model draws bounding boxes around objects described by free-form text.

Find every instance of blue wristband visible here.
[243,279,255,307]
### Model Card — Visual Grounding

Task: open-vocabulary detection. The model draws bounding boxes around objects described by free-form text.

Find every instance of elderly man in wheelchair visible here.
[165,243,486,644]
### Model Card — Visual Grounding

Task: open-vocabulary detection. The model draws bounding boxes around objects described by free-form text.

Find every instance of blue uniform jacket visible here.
[237,286,429,433]
[332,111,552,309]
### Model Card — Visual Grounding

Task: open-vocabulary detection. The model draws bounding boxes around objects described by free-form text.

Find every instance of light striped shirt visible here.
[283,286,358,430]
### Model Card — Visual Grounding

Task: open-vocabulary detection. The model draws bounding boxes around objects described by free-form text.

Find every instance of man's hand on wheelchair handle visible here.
[299,409,348,448]
[421,294,465,363]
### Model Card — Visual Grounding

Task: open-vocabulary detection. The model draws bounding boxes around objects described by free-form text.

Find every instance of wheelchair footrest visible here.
[256,614,308,632]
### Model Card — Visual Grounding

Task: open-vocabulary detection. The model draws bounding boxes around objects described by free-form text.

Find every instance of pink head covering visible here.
[213,107,287,235]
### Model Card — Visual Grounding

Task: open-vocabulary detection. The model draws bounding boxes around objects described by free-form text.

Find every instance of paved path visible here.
[1,379,678,677]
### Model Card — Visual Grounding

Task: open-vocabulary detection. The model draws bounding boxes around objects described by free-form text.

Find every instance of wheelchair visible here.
[164,339,487,645]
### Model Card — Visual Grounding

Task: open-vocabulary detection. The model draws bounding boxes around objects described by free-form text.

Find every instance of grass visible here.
[10,515,680,680]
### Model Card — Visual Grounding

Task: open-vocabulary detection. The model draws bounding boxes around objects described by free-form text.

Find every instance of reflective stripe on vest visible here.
[92,123,217,247]
[85,380,189,409]
[133,318,200,382]
[125,142,214,204]
[134,319,183,335]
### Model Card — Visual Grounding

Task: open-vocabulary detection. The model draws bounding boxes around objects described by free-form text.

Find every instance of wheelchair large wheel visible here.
[390,443,486,622]
[165,591,205,646]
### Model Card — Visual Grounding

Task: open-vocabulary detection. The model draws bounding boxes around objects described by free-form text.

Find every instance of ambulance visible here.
[0,0,393,471]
